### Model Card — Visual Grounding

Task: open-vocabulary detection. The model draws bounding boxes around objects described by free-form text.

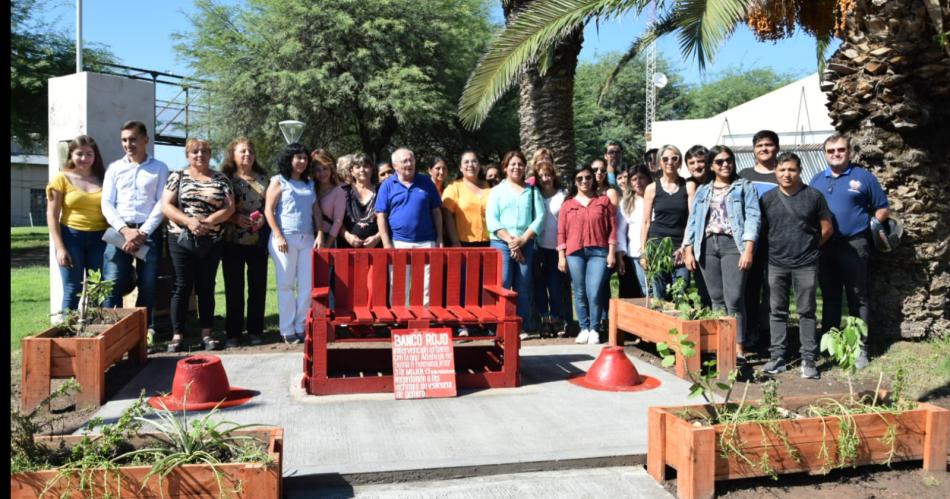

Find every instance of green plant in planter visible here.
[820,316,868,401]
[669,277,722,320]
[657,328,738,421]
[642,236,674,308]
[57,269,116,337]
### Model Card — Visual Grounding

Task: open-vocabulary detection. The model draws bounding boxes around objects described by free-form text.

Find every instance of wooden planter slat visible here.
[609,298,735,380]
[20,308,147,412]
[648,396,950,499]
[10,427,283,499]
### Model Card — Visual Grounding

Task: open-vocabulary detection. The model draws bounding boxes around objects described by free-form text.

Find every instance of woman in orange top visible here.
[442,150,490,247]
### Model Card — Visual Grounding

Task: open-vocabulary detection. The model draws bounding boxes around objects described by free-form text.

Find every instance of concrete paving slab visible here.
[91,345,695,479]
[292,466,672,498]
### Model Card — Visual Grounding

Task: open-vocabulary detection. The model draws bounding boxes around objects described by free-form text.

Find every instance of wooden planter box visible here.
[10,427,283,498]
[21,308,148,412]
[647,395,950,499]
[608,298,736,380]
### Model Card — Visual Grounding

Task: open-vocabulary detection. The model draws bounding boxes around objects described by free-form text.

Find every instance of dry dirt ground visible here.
[10,329,950,497]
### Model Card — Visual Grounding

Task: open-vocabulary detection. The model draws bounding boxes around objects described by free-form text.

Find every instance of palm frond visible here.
[672,0,749,71]
[458,0,648,129]
[597,9,683,104]
[815,33,831,79]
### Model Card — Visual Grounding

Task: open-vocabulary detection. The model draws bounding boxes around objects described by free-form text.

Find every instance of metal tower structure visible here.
[644,38,657,143]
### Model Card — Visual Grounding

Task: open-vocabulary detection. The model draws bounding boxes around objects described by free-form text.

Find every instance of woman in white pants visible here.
[264,142,324,344]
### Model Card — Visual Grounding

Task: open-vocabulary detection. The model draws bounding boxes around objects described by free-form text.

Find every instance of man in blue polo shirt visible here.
[810,134,890,369]
[376,147,443,304]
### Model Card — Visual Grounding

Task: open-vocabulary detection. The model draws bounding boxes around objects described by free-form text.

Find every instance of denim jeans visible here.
[491,239,539,331]
[651,265,690,302]
[168,236,223,333]
[699,233,748,345]
[535,247,566,322]
[103,229,164,330]
[768,263,819,362]
[566,247,609,331]
[57,225,106,311]
[222,242,269,337]
[819,234,871,335]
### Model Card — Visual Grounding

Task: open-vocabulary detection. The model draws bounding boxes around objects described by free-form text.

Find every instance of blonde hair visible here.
[185,138,211,154]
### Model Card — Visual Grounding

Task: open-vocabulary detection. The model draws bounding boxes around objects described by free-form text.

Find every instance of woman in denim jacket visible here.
[682,145,761,358]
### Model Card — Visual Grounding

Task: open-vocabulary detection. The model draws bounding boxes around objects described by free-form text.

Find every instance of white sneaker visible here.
[587,329,601,345]
[458,327,469,337]
[575,329,590,344]
[519,332,529,340]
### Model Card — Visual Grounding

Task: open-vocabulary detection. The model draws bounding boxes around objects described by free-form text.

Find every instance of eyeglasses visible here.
[713,158,733,166]
[825,147,848,154]
[575,175,593,182]
[660,156,680,163]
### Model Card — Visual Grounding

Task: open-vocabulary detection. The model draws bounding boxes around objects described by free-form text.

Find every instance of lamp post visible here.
[279,120,305,144]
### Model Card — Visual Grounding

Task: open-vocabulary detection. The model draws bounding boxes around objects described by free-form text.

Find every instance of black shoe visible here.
[248,334,263,346]
[225,337,241,349]
[801,360,820,379]
[762,358,787,374]
[202,336,222,351]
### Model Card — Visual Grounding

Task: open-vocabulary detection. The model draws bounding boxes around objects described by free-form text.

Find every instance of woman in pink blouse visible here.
[311,149,346,247]
[558,164,618,345]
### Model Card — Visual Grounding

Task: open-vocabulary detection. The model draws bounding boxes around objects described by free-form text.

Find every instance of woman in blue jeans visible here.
[558,164,618,345]
[682,145,761,358]
[486,150,545,337]
[532,159,568,337]
[46,135,108,311]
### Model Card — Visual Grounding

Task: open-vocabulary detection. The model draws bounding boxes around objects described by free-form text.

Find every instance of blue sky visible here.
[43,0,834,165]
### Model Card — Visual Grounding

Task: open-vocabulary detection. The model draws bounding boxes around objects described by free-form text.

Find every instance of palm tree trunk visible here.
[505,0,583,179]
[824,0,950,338]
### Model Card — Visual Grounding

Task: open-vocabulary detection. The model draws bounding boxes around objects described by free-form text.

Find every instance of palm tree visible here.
[459,0,950,339]
[502,0,584,177]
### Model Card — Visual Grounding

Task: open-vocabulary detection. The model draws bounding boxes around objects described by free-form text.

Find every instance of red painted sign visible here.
[391,328,457,399]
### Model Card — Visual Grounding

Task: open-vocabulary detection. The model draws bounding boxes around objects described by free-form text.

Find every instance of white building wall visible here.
[649,73,835,154]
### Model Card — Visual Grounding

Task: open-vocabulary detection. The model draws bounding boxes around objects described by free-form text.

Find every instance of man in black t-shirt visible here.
[738,130,781,354]
[760,153,833,379]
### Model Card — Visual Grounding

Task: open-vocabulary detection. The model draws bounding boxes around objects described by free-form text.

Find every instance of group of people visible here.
[49,121,890,376]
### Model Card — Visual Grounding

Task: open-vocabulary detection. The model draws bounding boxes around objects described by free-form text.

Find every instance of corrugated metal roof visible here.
[733,144,826,184]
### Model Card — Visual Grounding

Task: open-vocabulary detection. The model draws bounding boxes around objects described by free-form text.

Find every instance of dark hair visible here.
[278,142,311,181]
[500,150,527,171]
[569,164,599,198]
[705,145,738,182]
[620,164,652,216]
[310,148,338,186]
[604,139,624,151]
[644,148,658,165]
[429,156,448,169]
[377,160,392,170]
[776,151,802,171]
[684,145,708,163]
[822,133,850,150]
[752,130,779,147]
[221,137,267,178]
[349,152,377,185]
[63,135,106,182]
[120,120,148,137]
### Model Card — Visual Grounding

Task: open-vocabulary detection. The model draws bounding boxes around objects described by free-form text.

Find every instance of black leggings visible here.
[168,236,223,334]
[222,242,268,337]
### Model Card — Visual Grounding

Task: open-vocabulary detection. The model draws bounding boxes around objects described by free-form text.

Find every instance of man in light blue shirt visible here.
[101,121,169,332]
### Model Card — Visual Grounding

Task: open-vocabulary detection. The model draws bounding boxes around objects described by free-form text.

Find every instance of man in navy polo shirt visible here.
[810,134,890,369]
[376,147,443,303]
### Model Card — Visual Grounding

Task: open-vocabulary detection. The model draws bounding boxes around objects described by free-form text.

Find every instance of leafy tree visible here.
[10,0,116,151]
[573,53,689,163]
[682,67,796,119]
[175,0,512,166]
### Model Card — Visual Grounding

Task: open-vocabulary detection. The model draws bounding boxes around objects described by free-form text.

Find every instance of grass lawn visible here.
[11,226,50,252]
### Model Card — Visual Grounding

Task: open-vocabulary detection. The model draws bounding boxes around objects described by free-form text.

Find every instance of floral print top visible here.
[225,173,267,245]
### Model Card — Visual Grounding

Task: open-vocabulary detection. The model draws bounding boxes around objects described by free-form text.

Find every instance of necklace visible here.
[352,185,376,228]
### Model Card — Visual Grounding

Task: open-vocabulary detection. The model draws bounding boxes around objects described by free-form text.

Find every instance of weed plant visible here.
[11,386,273,498]
[57,270,118,337]
[642,236,674,308]
[656,317,918,477]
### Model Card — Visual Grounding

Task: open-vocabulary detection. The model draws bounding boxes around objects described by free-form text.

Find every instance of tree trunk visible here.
[824,0,950,338]
[505,1,583,179]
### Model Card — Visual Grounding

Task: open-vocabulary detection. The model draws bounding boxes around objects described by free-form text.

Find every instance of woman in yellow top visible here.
[46,135,109,311]
[442,150,490,247]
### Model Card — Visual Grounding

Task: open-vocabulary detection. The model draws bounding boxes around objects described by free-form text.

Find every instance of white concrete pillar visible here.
[47,72,155,320]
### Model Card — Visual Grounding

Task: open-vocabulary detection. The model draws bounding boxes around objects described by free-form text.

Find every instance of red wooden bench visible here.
[302,247,521,395]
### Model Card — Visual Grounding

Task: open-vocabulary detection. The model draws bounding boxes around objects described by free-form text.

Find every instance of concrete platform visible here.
[90,344,692,495]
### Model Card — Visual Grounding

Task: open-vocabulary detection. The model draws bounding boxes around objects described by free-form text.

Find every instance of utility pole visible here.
[76,0,83,72]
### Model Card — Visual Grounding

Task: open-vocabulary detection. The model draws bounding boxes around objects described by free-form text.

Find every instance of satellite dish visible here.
[653,72,668,89]
[279,120,305,144]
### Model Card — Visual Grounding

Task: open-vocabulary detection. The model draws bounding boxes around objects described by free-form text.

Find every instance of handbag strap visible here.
[775,188,814,234]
